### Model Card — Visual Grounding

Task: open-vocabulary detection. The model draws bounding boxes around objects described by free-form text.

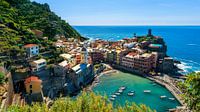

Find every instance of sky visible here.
[32,0,200,26]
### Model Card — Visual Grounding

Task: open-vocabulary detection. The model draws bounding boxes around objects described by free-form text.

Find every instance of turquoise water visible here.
[93,71,181,112]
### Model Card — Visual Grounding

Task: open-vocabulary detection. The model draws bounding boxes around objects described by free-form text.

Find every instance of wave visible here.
[174,57,200,66]
[186,44,200,47]
[174,57,200,74]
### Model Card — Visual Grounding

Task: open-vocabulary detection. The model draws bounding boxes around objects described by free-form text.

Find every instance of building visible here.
[24,44,39,58]
[24,76,43,102]
[24,76,42,94]
[75,53,82,64]
[53,60,70,77]
[70,63,93,89]
[89,51,104,63]
[121,52,158,73]
[31,59,47,72]
[81,47,88,64]
[106,50,116,63]
[60,53,73,60]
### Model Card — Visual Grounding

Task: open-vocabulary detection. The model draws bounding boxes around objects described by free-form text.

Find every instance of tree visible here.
[183,72,200,112]
[0,72,5,84]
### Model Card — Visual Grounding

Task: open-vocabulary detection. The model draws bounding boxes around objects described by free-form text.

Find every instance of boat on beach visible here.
[144,90,151,93]
[127,92,134,96]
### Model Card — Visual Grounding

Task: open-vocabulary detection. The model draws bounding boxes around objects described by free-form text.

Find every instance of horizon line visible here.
[71,24,200,26]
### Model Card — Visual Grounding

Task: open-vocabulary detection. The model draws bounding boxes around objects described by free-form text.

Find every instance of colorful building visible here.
[121,52,158,73]
[24,76,42,94]
[89,51,104,63]
[24,44,39,58]
[31,59,47,72]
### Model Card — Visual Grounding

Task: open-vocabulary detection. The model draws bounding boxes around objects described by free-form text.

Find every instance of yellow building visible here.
[24,76,42,94]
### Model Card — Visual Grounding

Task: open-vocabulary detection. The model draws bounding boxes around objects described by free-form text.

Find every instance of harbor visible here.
[92,71,181,112]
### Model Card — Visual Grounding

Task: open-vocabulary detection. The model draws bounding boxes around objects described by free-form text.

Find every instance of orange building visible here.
[24,76,42,94]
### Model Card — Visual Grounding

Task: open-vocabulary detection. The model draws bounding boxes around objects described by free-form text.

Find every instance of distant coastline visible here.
[74,26,200,74]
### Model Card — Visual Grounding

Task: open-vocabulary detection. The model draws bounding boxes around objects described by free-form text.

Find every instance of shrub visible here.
[7,92,155,112]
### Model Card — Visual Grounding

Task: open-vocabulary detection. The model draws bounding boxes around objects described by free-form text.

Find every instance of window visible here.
[30,85,32,88]
[30,90,32,94]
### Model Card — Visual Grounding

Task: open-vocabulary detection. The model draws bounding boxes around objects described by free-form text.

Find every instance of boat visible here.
[109,98,115,101]
[169,98,175,100]
[115,92,121,95]
[152,83,156,86]
[118,89,123,93]
[160,95,167,99]
[111,95,117,98]
[128,92,134,96]
[119,86,126,90]
[144,90,151,93]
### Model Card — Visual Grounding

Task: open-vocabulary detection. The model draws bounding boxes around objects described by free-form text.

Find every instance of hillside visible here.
[0,0,84,55]
[7,92,155,112]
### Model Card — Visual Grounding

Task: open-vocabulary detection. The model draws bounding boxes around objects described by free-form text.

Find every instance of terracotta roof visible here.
[127,52,138,57]
[24,44,38,48]
[24,76,41,84]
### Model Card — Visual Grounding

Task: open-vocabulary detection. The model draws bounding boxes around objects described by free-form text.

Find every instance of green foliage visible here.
[180,72,200,112]
[7,92,155,112]
[0,72,5,84]
[0,0,84,56]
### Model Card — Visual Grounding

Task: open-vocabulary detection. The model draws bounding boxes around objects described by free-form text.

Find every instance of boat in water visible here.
[144,90,151,93]
[111,95,117,98]
[160,95,167,99]
[152,83,156,86]
[119,86,126,90]
[127,92,134,96]
[109,97,115,101]
[169,98,175,100]
[115,92,121,95]
[118,89,123,93]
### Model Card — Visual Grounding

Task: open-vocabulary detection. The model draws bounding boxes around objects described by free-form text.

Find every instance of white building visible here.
[24,44,39,57]
[31,59,47,72]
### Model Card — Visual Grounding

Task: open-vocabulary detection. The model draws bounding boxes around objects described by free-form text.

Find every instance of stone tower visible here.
[81,43,88,64]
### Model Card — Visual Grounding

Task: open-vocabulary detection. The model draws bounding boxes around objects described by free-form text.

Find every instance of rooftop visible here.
[149,44,163,48]
[33,59,46,64]
[24,76,41,84]
[24,44,38,48]
[58,60,69,67]
[60,53,72,60]
[72,63,90,74]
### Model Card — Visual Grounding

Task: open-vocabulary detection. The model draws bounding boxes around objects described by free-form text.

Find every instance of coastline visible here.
[85,68,118,92]
[86,65,187,111]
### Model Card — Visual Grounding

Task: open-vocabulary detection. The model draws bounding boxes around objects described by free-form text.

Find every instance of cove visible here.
[93,71,181,112]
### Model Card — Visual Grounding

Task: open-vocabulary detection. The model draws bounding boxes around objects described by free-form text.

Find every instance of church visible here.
[69,45,94,90]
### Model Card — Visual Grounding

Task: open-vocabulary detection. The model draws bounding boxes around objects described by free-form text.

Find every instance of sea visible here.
[73,26,200,111]
[74,26,200,74]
